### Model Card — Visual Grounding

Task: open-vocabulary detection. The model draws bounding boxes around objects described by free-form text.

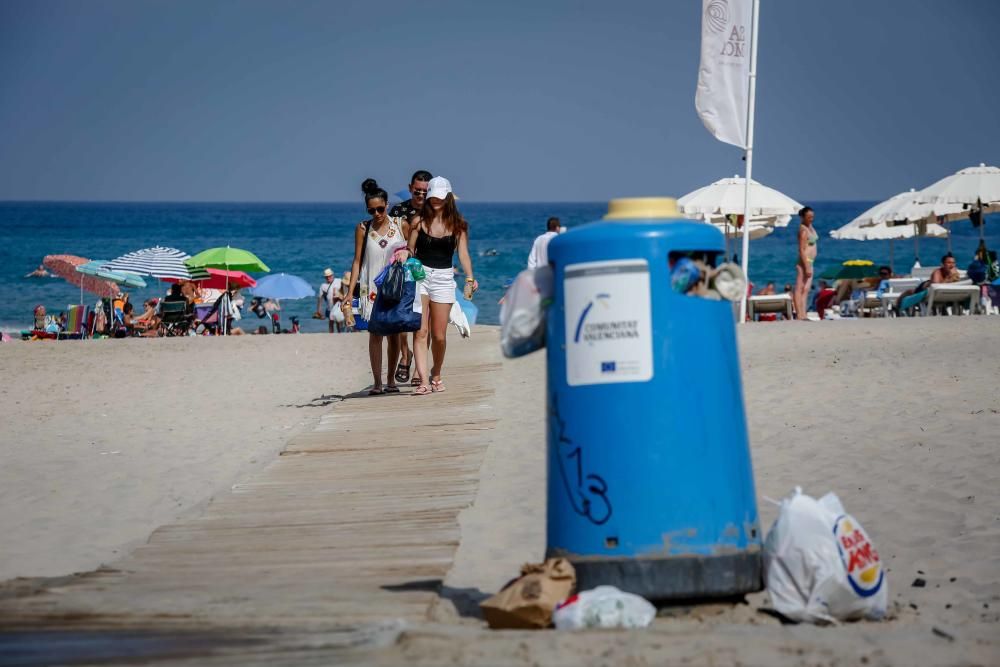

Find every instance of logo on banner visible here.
[705,0,729,33]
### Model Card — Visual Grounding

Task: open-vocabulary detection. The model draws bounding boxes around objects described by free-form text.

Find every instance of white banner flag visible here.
[695,0,753,148]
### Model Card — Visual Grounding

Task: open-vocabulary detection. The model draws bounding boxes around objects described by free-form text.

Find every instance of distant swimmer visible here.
[25,264,50,278]
[481,248,499,257]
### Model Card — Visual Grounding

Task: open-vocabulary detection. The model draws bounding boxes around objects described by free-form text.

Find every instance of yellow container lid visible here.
[603,197,680,220]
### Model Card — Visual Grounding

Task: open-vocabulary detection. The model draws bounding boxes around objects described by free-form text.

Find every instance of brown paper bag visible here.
[480,558,576,629]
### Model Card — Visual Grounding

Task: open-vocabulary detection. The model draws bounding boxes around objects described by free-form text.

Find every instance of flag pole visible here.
[738,0,760,323]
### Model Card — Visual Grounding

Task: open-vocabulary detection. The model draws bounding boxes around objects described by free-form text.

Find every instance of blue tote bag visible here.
[368,281,422,335]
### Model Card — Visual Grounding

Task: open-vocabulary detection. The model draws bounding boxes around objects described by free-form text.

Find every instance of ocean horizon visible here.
[2,200,997,333]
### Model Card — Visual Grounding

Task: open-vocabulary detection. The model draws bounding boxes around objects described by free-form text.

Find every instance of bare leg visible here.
[368,333,384,390]
[793,264,806,320]
[399,333,411,366]
[413,295,431,389]
[386,333,401,390]
[428,301,451,381]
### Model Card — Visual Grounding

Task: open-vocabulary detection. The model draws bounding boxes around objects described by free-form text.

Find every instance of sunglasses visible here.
[412,189,428,196]
[367,206,386,215]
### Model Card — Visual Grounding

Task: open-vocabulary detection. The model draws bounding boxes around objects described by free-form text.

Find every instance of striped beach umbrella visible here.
[102,246,209,280]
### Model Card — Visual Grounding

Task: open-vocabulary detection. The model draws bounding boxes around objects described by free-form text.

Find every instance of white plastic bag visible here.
[553,586,656,630]
[763,487,888,624]
[500,266,553,358]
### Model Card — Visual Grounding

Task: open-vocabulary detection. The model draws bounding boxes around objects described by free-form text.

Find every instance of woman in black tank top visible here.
[403,176,477,395]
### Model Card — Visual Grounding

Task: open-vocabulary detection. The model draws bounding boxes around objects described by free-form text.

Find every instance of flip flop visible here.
[395,360,411,384]
[384,385,400,394]
[414,384,432,396]
[430,379,446,393]
[368,387,384,396]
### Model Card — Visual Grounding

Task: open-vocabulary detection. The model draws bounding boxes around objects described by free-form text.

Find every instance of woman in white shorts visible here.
[405,176,477,395]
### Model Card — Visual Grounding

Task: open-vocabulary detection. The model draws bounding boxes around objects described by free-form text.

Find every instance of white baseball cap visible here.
[426,176,452,200]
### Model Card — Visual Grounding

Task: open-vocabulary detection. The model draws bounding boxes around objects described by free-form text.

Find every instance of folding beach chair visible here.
[58,304,86,340]
[159,300,192,336]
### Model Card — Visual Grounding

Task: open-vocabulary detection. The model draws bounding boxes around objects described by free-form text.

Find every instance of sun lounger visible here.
[926,283,981,315]
[748,294,793,321]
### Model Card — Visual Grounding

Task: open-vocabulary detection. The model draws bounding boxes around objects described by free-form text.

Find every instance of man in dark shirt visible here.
[389,169,431,383]
[389,169,432,222]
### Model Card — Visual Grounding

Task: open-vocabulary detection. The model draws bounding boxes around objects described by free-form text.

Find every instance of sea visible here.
[1,201,997,334]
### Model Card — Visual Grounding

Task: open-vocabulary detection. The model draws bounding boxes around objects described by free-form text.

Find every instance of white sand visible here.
[0,333,374,581]
[427,316,1000,665]
[2,317,998,665]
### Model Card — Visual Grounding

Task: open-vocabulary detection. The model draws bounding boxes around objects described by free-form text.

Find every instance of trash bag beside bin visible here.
[544,197,763,600]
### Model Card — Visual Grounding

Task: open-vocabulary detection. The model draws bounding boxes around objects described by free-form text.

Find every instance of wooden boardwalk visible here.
[0,336,501,652]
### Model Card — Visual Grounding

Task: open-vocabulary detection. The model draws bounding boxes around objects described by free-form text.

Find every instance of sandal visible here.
[414,384,432,396]
[430,379,446,393]
[411,375,422,387]
[395,359,411,384]
[368,387,384,396]
[384,385,400,393]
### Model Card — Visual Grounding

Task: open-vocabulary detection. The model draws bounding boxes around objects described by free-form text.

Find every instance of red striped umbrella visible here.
[43,254,119,299]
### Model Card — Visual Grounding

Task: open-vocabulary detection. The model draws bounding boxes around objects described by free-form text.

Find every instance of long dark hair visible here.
[420,193,468,235]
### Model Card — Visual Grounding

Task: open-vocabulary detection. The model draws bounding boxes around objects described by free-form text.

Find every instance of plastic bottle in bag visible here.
[553,586,656,630]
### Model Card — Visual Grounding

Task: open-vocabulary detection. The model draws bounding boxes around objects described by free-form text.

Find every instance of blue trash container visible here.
[545,197,762,600]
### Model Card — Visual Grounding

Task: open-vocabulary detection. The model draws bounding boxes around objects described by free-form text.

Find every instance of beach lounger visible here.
[898,290,928,315]
[748,294,793,321]
[926,283,981,315]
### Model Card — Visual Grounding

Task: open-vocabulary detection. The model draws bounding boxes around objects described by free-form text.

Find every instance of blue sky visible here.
[1,0,998,202]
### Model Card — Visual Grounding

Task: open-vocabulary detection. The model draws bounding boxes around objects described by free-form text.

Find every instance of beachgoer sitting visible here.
[33,305,47,330]
[895,254,959,314]
[757,282,776,296]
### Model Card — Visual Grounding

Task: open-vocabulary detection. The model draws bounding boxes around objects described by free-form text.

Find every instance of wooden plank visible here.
[0,332,501,635]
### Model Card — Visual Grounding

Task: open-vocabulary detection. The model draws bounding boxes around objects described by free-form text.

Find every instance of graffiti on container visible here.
[550,393,613,525]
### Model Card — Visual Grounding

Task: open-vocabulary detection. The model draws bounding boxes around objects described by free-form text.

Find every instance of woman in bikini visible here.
[794,206,817,320]
[403,176,477,395]
[344,179,411,395]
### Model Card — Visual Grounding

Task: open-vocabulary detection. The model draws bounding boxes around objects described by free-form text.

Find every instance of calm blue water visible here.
[1,201,997,333]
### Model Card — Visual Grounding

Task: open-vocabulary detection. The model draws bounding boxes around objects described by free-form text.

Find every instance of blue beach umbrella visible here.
[247,273,315,300]
[77,261,147,288]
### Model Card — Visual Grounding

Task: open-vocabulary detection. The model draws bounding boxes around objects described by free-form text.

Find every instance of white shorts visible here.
[419,266,458,305]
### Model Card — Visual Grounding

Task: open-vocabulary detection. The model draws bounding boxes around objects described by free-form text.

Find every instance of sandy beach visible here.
[1,318,998,665]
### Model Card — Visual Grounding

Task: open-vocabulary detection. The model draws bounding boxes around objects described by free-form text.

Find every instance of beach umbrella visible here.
[678,176,802,287]
[76,260,147,288]
[43,254,119,300]
[164,268,256,290]
[849,187,972,254]
[102,246,209,280]
[186,246,270,273]
[820,260,880,282]
[186,247,269,335]
[916,164,1000,241]
[678,176,802,221]
[831,195,951,269]
[704,214,788,242]
[246,273,314,300]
